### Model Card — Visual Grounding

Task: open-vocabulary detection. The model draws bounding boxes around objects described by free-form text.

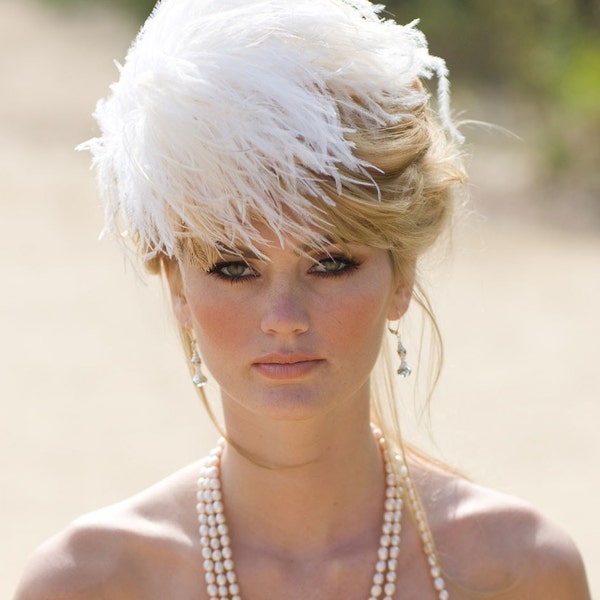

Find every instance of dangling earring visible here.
[190,341,208,388]
[389,323,412,378]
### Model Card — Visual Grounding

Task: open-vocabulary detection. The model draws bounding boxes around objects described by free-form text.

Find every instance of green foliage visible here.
[385,0,600,117]
[39,0,156,19]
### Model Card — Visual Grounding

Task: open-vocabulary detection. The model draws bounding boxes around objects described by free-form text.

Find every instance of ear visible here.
[164,259,192,328]
[387,283,413,321]
[387,260,415,321]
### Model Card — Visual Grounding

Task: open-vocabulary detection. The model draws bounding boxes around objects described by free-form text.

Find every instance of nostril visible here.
[260,294,309,335]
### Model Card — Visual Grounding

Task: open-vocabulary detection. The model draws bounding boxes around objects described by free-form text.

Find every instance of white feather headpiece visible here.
[79,0,463,259]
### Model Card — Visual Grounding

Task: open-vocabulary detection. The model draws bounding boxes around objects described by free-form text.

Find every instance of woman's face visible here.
[168,229,412,424]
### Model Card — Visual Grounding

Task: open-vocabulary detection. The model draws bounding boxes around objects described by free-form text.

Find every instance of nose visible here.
[260,280,309,336]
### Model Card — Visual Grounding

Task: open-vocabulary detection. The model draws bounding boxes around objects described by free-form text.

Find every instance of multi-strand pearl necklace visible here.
[196,429,449,600]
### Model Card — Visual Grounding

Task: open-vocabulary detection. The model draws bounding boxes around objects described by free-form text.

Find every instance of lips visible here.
[252,353,324,379]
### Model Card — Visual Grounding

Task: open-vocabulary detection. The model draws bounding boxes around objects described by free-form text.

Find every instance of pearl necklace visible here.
[196,429,449,600]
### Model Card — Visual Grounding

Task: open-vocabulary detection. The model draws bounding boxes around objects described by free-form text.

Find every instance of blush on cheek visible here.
[189,297,245,358]
[331,288,388,346]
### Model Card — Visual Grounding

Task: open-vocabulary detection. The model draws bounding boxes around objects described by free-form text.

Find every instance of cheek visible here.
[186,288,253,358]
[322,281,390,349]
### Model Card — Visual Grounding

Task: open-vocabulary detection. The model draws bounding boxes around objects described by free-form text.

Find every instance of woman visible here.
[15,0,591,598]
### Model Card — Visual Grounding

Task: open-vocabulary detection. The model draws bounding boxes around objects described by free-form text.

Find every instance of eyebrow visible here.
[214,244,261,260]
[214,237,346,261]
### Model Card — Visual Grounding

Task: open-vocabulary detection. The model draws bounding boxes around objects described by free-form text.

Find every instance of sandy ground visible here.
[1,1,598,597]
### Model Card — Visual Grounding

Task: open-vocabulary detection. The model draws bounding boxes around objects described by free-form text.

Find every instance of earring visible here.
[190,345,208,388]
[389,324,412,378]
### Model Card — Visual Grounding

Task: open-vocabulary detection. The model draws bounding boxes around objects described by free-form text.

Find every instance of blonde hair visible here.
[152,92,466,461]
[81,0,467,456]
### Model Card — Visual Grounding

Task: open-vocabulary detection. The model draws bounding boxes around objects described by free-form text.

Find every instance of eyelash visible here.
[206,255,360,283]
[309,255,360,278]
[207,261,257,283]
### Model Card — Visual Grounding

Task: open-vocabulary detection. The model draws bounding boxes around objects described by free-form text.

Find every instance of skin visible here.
[13,233,592,600]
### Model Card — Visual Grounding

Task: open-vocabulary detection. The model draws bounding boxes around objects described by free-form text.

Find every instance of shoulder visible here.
[412,463,591,599]
[13,513,134,600]
[13,462,203,600]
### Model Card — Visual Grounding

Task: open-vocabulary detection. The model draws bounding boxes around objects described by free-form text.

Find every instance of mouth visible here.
[252,353,325,379]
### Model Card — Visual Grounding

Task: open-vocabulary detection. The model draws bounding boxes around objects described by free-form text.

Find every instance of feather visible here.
[77,0,463,259]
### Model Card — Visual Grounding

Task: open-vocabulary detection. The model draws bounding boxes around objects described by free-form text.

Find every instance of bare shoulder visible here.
[13,462,203,600]
[412,462,591,600]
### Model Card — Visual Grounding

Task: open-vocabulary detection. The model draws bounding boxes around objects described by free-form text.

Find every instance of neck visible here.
[219,412,385,558]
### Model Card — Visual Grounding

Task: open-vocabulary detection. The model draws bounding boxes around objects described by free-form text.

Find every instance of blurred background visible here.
[1,0,598,597]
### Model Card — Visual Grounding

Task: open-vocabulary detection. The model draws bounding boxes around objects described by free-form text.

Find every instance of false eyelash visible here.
[206,260,257,284]
[309,255,361,278]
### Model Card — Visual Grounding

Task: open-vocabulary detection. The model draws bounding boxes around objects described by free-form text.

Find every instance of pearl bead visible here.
[197,434,448,600]
[384,582,396,596]
[203,559,214,572]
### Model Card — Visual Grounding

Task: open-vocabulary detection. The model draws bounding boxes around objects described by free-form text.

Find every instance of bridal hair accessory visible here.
[78,0,464,262]
[389,323,412,378]
[190,341,208,388]
[196,426,449,600]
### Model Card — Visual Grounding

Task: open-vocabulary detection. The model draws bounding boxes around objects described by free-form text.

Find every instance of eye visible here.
[207,261,257,282]
[310,255,360,276]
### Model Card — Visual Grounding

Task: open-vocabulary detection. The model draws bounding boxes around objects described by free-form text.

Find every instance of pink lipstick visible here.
[252,353,324,380]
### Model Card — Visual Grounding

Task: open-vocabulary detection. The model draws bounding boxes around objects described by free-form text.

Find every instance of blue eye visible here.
[208,261,256,281]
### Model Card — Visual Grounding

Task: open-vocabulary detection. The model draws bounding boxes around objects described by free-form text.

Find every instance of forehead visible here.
[178,221,352,266]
